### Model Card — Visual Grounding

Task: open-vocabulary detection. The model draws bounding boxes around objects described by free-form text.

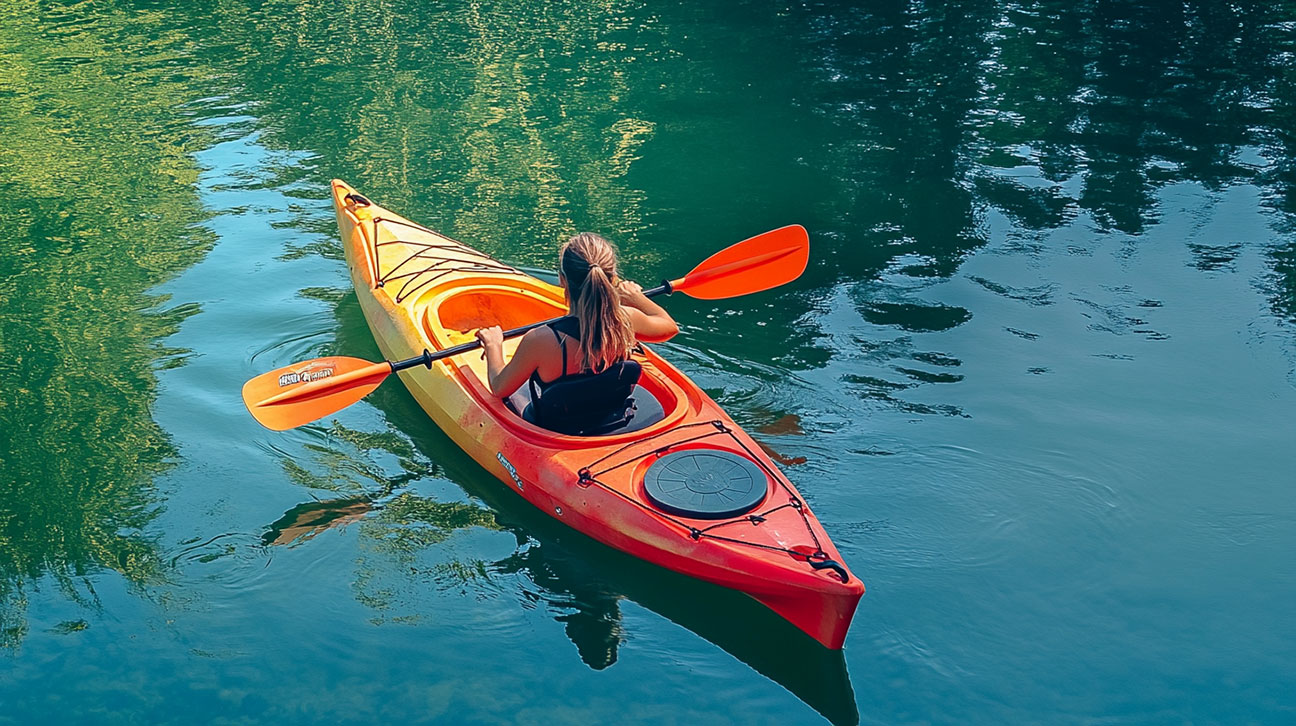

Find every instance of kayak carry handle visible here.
[809,558,850,584]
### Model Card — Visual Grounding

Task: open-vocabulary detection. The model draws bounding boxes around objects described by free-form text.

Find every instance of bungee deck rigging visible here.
[346,191,526,304]
[576,419,850,584]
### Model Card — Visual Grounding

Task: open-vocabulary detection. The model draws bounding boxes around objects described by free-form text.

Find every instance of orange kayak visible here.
[331,180,863,648]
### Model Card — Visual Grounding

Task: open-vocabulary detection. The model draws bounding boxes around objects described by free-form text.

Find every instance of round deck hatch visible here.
[643,450,767,519]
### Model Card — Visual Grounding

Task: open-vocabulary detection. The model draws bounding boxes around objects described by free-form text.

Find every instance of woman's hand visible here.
[618,280,650,309]
[477,326,542,397]
[476,325,504,352]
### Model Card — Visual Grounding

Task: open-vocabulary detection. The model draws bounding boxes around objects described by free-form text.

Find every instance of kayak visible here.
[330,180,863,648]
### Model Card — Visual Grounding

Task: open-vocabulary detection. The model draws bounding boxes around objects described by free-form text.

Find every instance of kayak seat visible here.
[505,372,667,436]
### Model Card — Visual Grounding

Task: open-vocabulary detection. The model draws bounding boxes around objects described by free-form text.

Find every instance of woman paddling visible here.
[475,232,678,434]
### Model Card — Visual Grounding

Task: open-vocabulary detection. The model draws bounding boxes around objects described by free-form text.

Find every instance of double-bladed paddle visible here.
[242,224,809,431]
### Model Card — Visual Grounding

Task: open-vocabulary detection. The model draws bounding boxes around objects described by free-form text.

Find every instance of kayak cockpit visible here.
[434,284,559,331]
[423,283,678,439]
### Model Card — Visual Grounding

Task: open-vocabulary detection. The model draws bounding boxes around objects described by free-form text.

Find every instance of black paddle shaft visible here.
[389,281,673,374]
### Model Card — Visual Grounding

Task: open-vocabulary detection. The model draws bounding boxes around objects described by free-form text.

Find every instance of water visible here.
[2,1,1294,723]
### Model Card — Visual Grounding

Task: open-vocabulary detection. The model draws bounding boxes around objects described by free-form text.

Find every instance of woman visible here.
[475,232,678,432]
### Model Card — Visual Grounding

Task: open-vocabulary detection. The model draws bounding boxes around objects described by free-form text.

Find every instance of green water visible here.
[2,1,1294,723]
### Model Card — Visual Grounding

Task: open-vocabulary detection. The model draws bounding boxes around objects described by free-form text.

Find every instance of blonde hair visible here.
[559,232,635,374]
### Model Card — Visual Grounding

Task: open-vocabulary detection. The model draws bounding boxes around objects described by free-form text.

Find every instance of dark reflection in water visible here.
[486,520,861,726]
[796,0,1296,235]
[774,0,1296,366]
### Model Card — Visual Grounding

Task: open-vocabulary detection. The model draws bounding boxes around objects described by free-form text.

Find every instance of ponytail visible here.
[560,233,635,373]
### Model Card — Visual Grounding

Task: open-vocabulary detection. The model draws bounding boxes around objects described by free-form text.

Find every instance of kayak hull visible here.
[331,180,863,648]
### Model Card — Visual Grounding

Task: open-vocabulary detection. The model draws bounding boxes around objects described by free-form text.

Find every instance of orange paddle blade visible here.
[671,224,809,300]
[242,356,393,431]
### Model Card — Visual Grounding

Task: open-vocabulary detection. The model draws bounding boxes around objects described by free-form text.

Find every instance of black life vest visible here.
[525,317,641,436]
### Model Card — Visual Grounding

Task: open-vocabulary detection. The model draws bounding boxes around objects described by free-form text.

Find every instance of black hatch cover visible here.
[643,449,767,519]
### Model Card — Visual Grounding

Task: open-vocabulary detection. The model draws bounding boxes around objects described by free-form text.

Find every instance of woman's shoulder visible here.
[521,324,560,346]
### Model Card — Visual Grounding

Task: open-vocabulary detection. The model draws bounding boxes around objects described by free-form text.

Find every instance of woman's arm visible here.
[619,280,678,342]
[476,326,545,396]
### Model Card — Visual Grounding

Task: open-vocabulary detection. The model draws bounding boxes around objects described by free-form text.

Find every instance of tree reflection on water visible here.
[0,1,213,649]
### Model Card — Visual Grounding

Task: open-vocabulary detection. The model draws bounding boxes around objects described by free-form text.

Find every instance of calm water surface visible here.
[2,1,1294,724]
